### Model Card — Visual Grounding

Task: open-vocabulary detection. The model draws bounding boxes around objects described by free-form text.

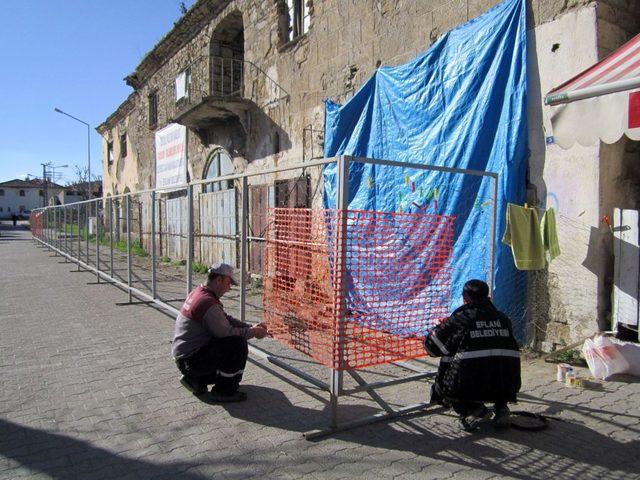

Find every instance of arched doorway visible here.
[210,11,244,96]
[203,148,234,193]
[199,148,237,266]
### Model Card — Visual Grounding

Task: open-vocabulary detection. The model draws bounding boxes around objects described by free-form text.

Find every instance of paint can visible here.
[565,372,576,387]
[557,363,571,382]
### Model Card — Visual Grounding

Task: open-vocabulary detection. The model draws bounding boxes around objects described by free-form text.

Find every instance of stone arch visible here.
[202,147,234,193]
[210,10,244,96]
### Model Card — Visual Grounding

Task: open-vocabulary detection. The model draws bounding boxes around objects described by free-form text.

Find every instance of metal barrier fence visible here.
[30,156,498,437]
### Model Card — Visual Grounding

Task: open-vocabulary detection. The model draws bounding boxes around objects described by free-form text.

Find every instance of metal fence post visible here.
[488,174,499,294]
[86,202,90,267]
[126,195,132,303]
[95,200,100,283]
[63,207,68,261]
[109,198,114,279]
[330,155,350,429]
[76,203,81,271]
[43,208,48,247]
[53,208,57,255]
[240,176,248,322]
[187,185,194,296]
[56,208,60,253]
[151,191,157,299]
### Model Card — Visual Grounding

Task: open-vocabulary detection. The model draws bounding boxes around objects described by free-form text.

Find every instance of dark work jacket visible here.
[424,300,521,403]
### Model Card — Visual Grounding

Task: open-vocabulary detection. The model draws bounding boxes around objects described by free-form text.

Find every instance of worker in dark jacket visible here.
[425,279,521,431]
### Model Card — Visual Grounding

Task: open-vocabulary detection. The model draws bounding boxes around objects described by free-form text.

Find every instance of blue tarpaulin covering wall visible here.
[323,0,528,340]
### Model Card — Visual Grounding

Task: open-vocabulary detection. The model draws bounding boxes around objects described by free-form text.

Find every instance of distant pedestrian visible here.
[11,214,17,226]
[172,262,269,402]
[424,279,521,431]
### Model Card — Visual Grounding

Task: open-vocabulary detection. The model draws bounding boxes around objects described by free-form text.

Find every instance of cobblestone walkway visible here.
[1,225,639,479]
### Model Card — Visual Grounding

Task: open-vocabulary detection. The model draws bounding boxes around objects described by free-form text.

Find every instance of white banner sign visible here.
[155,123,187,188]
[175,71,187,100]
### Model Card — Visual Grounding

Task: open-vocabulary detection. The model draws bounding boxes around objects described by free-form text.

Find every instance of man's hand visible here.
[250,326,269,339]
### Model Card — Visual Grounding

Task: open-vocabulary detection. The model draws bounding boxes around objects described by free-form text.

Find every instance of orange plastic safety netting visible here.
[263,207,455,370]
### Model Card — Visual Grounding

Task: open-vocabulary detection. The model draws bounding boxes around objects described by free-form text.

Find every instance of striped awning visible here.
[545,33,640,148]
[546,33,640,106]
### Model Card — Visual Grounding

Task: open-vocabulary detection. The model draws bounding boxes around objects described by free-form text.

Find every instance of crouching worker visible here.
[172,262,268,402]
[425,279,521,432]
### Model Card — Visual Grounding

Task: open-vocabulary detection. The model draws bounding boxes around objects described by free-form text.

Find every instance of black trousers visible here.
[176,336,248,394]
[450,400,508,417]
[430,384,507,416]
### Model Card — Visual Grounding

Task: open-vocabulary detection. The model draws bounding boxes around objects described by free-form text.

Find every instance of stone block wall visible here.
[97,0,639,346]
[100,0,619,196]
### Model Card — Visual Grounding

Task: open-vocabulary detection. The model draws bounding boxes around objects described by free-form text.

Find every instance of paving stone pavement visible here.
[1,225,639,479]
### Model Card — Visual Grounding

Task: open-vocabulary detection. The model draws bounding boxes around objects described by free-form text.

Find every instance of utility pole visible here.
[41,163,49,207]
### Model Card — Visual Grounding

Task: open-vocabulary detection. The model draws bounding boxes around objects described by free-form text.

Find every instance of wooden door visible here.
[249,184,268,275]
[199,188,237,266]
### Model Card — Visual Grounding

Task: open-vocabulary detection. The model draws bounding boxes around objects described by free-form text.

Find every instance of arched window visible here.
[19,190,25,196]
[203,148,234,193]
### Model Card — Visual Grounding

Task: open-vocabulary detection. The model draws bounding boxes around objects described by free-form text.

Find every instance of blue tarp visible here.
[323,0,528,340]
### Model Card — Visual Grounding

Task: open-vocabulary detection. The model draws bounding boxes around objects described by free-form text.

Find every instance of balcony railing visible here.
[172,55,290,126]
[210,56,244,97]
[211,56,289,108]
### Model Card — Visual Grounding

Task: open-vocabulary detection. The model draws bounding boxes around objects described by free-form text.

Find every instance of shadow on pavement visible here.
[0,418,209,479]
[220,385,639,480]
[0,229,31,241]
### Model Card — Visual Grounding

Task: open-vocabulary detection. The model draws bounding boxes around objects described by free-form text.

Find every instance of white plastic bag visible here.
[582,335,630,380]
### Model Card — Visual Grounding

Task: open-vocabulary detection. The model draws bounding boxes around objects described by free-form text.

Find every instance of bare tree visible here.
[67,165,102,200]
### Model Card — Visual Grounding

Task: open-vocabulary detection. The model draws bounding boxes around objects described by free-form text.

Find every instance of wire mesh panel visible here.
[263,207,455,370]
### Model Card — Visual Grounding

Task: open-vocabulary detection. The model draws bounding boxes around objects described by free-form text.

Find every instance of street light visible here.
[54,107,91,200]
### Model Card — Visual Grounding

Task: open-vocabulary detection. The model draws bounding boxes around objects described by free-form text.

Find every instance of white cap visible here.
[207,262,238,285]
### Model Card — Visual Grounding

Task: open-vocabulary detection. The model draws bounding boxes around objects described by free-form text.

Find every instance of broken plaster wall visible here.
[527,1,640,350]
[100,0,608,196]
[97,0,637,344]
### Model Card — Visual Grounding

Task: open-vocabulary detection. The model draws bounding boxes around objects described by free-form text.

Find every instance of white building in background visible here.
[0,179,65,219]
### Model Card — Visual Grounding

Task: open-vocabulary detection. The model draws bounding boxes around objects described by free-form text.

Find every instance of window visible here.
[19,205,25,212]
[273,131,281,154]
[19,190,25,197]
[0,207,3,212]
[148,92,158,126]
[39,190,43,196]
[120,134,127,159]
[287,0,310,42]
[0,189,4,196]
[175,68,191,101]
[107,141,114,165]
[275,176,310,207]
[203,149,234,193]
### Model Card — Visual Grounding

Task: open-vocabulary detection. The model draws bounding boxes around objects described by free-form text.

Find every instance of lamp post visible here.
[54,108,91,200]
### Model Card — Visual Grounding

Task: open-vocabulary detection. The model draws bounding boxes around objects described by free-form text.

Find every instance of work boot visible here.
[209,388,247,403]
[459,405,491,432]
[492,406,511,429]
[179,375,207,395]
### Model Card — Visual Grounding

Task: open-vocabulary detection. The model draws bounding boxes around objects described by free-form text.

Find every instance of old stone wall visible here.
[97,0,639,346]
[100,0,617,196]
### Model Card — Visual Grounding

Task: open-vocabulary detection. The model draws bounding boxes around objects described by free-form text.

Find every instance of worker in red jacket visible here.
[172,262,268,402]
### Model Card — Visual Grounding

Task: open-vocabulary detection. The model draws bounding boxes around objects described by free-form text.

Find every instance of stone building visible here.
[97,0,640,349]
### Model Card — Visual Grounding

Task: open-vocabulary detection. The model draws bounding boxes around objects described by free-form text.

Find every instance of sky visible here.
[0,0,196,185]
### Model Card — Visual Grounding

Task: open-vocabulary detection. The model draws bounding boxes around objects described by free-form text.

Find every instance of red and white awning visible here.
[545,32,640,148]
